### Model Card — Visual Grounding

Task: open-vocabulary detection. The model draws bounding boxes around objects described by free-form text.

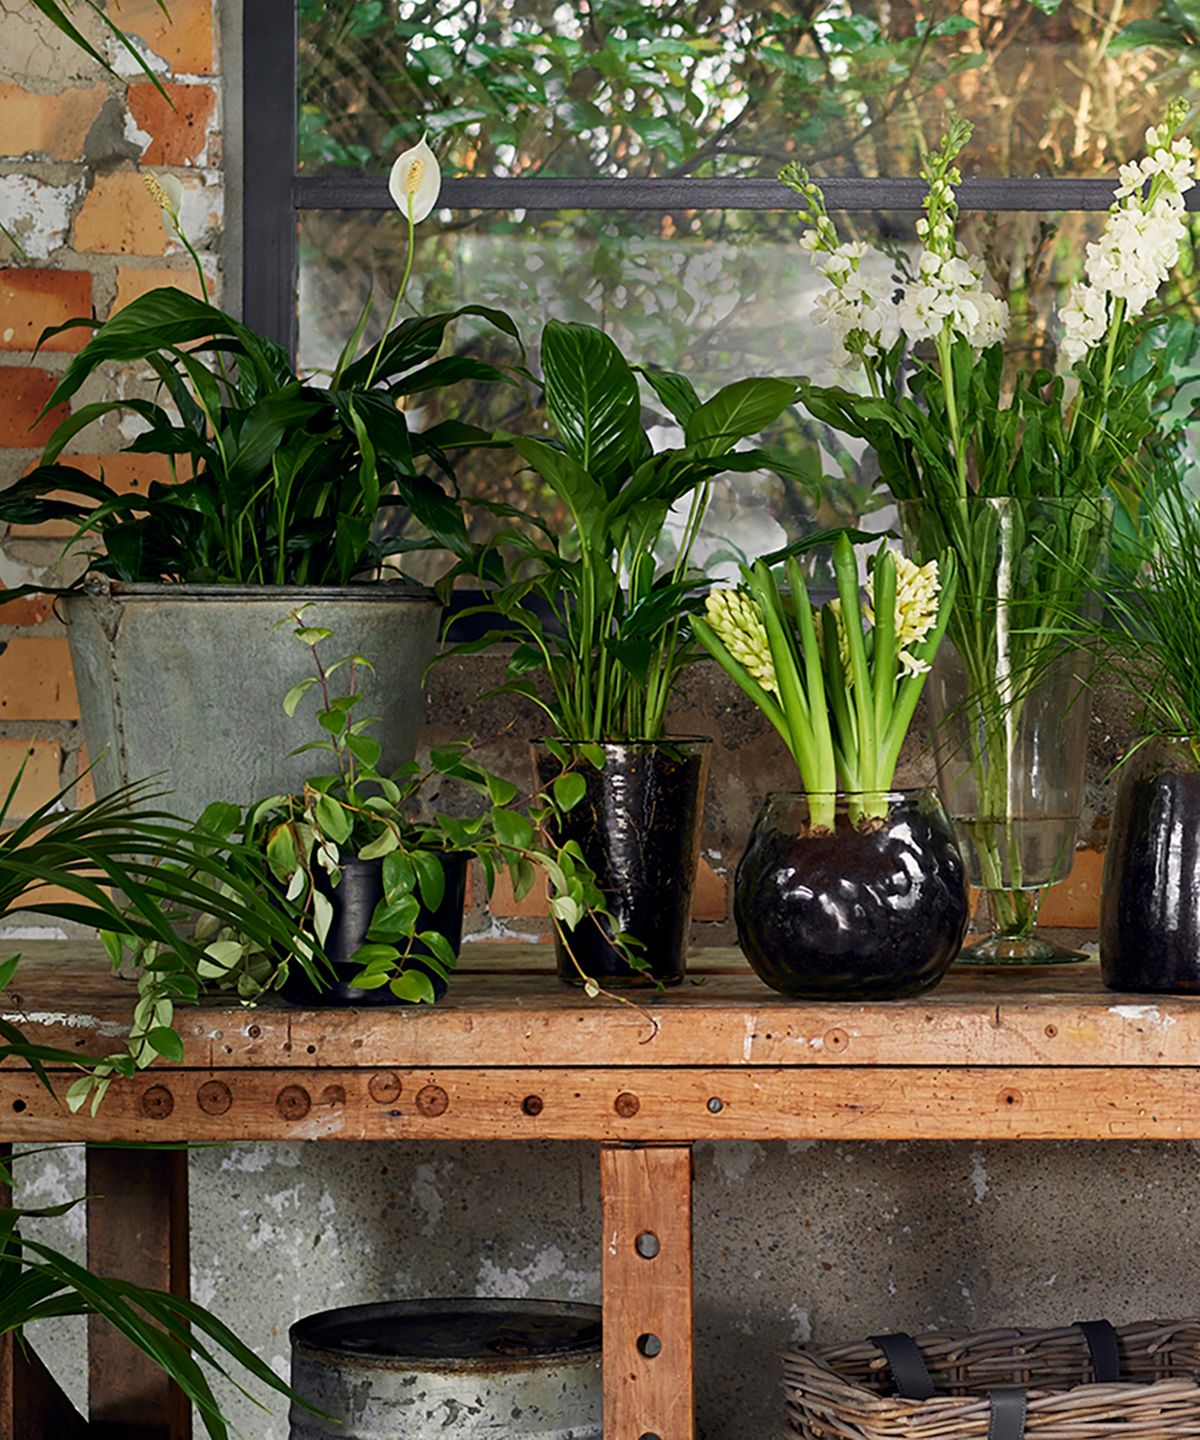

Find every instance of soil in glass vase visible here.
[735,789,968,1000]
[1101,736,1200,993]
[533,739,711,987]
[899,495,1109,966]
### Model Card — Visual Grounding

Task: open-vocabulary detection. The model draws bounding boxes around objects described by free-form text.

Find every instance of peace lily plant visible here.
[694,532,957,830]
[0,135,515,586]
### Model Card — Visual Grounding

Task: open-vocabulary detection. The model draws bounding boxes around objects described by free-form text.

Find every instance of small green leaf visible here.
[346,733,383,768]
[552,772,587,811]
[203,940,244,969]
[485,773,519,805]
[370,893,420,936]
[390,970,437,1004]
[411,849,446,911]
[583,977,601,999]
[580,743,607,770]
[383,850,416,902]
[550,894,583,929]
[358,827,399,860]
[315,794,352,843]
[294,625,333,646]
[348,970,390,989]
[350,943,401,966]
[197,801,242,839]
[282,676,318,716]
[418,930,458,970]
[318,709,347,735]
[266,823,298,882]
[145,1026,185,1062]
[0,954,19,992]
[65,1075,95,1113]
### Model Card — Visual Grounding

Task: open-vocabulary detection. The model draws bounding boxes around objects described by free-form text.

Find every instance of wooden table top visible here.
[6,938,1200,1143]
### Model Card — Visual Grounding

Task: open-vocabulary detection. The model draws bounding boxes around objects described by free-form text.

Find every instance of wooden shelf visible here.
[3,936,1197,1439]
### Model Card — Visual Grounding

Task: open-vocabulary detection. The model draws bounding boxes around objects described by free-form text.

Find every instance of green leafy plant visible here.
[0,155,521,588]
[0,759,318,1437]
[694,531,955,828]
[112,612,638,999]
[448,318,802,741]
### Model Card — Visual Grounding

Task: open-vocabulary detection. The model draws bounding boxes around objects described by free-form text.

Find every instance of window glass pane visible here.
[298,0,1185,181]
[297,206,1196,582]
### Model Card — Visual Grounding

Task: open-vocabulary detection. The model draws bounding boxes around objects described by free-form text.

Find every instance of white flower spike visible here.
[388,137,442,225]
[143,172,184,224]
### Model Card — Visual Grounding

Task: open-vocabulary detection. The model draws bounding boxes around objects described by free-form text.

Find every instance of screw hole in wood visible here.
[635,1231,660,1259]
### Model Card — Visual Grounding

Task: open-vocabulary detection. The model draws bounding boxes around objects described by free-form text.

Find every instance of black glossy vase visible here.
[534,739,711,986]
[1101,737,1200,993]
[282,853,469,1007]
[735,790,968,1000]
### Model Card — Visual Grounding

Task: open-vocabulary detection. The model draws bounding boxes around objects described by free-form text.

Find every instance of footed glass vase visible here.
[900,495,1109,966]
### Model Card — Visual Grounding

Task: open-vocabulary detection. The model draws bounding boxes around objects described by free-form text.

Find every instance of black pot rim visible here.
[533,735,714,748]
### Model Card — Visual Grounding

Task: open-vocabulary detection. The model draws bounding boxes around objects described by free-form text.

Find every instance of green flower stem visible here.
[832,534,879,815]
[362,196,417,392]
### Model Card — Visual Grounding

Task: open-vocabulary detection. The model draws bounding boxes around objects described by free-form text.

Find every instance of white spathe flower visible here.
[143,172,184,222]
[388,137,442,224]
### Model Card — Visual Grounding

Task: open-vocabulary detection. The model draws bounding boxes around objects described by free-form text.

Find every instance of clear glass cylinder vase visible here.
[899,494,1110,966]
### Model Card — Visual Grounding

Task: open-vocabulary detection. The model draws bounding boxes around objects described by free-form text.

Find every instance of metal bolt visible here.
[141,1085,174,1120]
[275,1085,312,1121]
[196,1080,232,1116]
[368,1071,402,1104]
[707,1096,724,1114]
[635,1231,660,1259]
[614,1091,640,1118]
[416,1084,449,1117]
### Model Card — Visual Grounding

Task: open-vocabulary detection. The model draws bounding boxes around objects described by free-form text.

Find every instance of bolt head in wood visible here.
[275,1084,312,1121]
[416,1084,449,1117]
[368,1071,402,1104]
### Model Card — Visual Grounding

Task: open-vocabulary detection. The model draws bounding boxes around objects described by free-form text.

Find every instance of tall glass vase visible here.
[899,495,1109,965]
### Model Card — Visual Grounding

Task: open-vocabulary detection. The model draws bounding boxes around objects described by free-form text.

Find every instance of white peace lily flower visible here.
[388,137,442,224]
[143,172,184,223]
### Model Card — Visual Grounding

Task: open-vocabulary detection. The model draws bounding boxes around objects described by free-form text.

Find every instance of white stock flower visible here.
[388,137,442,224]
[897,248,1008,351]
[806,241,900,369]
[1059,283,1109,367]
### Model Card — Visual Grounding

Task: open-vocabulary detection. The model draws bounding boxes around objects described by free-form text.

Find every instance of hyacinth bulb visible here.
[388,137,442,224]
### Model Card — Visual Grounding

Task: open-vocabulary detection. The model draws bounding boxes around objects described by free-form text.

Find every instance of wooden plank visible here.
[14,1347,89,1440]
[601,1146,694,1440]
[88,1146,191,1440]
[11,942,1200,1074]
[8,1065,1200,1143]
[0,1144,10,1440]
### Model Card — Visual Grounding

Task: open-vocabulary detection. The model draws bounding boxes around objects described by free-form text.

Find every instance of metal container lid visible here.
[290,1299,602,1368]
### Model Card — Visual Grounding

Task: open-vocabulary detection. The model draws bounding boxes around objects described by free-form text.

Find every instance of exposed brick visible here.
[127,82,217,165]
[0,586,56,625]
[10,451,176,538]
[75,745,95,808]
[116,0,214,76]
[692,855,726,922]
[113,264,214,312]
[0,636,78,720]
[0,83,107,161]
[0,739,62,820]
[1038,846,1104,929]
[0,366,68,447]
[0,268,92,352]
[72,172,167,256]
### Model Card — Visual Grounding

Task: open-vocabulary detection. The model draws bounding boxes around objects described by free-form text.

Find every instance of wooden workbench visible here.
[2,937,1198,1440]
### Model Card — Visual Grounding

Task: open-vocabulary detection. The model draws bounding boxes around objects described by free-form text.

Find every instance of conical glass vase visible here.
[899,495,1109,968]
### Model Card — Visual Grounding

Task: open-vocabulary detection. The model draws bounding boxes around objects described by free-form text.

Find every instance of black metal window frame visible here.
[242,0,1175,356]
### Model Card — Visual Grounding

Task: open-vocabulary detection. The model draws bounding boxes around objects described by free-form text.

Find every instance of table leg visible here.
[87,1145,191,1440]
[600,1143,695,1440]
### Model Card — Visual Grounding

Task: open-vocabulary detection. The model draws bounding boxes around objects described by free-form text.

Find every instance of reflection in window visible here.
[298,0,1179,180]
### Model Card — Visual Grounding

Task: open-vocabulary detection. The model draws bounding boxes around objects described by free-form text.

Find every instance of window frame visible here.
[242,0,1155,357]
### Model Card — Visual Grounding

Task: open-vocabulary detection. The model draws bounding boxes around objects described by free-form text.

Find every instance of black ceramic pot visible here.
[533,738,711,986]
[735,790,968,1000]
[1101,737,1200,993]
[282,853,469,1007]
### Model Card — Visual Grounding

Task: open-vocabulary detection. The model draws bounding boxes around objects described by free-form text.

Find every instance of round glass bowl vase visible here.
[734,789,969,1001]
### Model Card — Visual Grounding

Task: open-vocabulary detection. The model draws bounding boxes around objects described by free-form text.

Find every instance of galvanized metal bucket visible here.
[63,581,441,822]
[288,1298,602,1439]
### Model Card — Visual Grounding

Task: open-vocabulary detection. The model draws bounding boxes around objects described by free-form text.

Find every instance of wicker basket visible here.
[783,1320,1200,1440]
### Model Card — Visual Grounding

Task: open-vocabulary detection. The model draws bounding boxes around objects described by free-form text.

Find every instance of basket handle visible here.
[1075,1319,1121,1383]
[987,1386,1027,1440]
[868,1332,937,1400]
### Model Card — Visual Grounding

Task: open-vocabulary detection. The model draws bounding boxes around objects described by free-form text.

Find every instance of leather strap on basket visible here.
[868,1333,937,1400]
[988,1386,1027,1440]
[1075,1319,1121,1383]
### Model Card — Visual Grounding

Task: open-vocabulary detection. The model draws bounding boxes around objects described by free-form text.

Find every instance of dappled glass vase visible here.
[900,495,1109,966]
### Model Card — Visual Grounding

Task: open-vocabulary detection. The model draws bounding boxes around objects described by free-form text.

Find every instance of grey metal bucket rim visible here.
[289,1298,603,1371]
[66,582,440,604]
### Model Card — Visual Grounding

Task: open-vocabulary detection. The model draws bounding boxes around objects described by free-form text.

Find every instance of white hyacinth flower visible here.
[388,137,442,224]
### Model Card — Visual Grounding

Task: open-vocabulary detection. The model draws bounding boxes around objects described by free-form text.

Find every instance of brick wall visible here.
[0,0,220,820]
